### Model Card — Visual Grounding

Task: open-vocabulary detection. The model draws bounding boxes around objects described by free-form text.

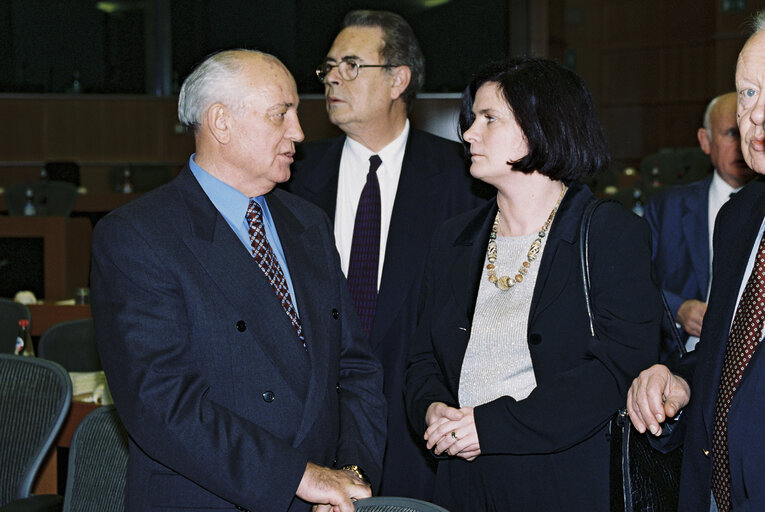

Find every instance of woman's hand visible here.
[424,404,482,461]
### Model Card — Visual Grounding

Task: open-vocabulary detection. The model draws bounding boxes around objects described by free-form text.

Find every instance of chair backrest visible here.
[38,318,101,372]
[45,161,81,187]
[6,181,79,217]
[62,405,128,512]
[0,299,31,354]
[0,354,72,505]
[108,164,175,193]
[354,497,450,512]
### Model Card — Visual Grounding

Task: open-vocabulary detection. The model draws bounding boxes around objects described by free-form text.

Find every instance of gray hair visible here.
[753,9,765,33]
[342,10,425,109]
[178,49,264,131]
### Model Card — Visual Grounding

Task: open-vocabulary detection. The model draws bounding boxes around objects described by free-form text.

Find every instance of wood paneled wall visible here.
[556,0,765,170]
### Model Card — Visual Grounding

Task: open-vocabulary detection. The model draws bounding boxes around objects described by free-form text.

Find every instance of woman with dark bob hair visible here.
[404,57,663,511]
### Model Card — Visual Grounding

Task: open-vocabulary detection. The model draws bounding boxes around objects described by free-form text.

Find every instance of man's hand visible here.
[626,364,691,436]
[676,299,707,337]
[297,462,371,512]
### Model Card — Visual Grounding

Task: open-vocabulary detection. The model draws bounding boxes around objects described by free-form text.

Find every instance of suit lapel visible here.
[449,200,497,324]
[372,130,450,348]
[175,169,310,400]
[699,182,765,436]
[681,176,712,297]
[266,190,330,445]
[528,182,589,325]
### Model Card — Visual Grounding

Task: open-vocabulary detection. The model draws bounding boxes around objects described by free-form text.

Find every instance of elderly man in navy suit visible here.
[287,10,486,500]
[627,11,765,511]
[91,49,386,512]
[646,92,755,351]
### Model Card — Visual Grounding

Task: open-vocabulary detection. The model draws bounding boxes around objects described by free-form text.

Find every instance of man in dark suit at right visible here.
[645,92,755,351]
[627,11,765,511]
[287,10,486,500]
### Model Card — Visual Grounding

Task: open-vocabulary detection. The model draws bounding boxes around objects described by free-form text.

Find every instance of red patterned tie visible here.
[246,200,304,342]
[711,233,765,511]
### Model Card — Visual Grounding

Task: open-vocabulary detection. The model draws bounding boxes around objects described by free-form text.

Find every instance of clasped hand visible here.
[424,402,481,461]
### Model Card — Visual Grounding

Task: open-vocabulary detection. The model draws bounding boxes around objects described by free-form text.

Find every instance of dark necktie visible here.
[347,155,382,336]
[246,199,304,341]
[711,232,765,511]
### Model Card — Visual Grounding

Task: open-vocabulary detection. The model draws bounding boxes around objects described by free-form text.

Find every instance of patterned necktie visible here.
[711,232,765,511]
[246,200,304,341]
[347,155,382,336]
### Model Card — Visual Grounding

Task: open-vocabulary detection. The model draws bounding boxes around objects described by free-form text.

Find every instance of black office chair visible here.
[354,497,450,512]
[43,162,80,187]
[6,182,78,217]
[59,405,128,512]
[0,354,71,506]
[0,299,31,354]
[108,164,175,193]
[38,319,101,372]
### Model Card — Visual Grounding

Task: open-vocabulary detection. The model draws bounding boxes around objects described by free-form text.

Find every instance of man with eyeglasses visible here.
[287,9,486,501]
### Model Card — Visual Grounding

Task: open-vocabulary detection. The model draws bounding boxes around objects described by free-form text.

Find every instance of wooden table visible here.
[28,304,91,337]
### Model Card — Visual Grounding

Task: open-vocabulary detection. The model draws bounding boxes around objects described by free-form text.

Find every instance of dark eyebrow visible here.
[325,55,361,63]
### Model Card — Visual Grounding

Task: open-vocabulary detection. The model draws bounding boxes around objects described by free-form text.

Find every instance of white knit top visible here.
[458,233,548,407]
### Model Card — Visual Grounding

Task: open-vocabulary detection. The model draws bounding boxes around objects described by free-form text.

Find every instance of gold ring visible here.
[450,431,458,440]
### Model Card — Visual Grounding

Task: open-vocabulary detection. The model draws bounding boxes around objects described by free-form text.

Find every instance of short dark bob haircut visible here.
[459,57,610,181]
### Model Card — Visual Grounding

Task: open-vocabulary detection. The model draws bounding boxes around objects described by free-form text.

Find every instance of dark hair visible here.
[459,58,610,181]
[342,10,424,108]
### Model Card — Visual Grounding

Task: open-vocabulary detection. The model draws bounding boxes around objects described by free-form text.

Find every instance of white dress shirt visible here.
[334,120,410,289]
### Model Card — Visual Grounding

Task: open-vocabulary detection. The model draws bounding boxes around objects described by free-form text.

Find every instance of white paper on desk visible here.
[69,371,113,405]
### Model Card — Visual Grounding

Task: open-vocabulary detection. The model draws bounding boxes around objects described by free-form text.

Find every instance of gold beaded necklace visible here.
[486,184,567,291]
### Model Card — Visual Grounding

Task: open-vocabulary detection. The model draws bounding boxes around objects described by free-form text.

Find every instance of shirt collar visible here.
[344,119,410,170]
[188,154,257,224]
[710,169,740,202]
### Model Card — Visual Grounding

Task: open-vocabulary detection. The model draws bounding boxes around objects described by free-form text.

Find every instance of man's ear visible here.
[389,65,412,101]
[206,103,231,144]
[697,127,712,155]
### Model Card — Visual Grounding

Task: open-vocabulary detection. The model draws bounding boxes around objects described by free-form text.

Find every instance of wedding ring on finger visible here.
[450,431,459,440]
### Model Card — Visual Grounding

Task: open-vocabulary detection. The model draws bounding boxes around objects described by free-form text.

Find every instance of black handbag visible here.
[578,197,685,512]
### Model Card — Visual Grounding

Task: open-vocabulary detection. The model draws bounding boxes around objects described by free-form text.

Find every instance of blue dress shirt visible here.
[188,154,299,315]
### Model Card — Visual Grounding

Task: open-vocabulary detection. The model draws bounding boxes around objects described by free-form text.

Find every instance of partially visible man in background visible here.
[645,92,755,351]
[288,10,487,500]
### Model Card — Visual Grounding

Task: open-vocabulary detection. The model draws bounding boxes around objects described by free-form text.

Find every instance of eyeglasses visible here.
[315,59,395,83]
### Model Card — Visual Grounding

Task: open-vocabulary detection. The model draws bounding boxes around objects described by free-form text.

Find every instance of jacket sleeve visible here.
[91,212,309,512]
[473,205,663,454]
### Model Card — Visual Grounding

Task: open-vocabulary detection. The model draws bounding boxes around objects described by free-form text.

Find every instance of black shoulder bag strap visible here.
[578,195,685,512]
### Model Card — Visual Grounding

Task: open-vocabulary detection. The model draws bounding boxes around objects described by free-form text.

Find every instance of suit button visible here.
[336,382,341,393]
[529,333,542,345]
[236,320,247,332]
[262,391,275,402]
[332,308,339,319]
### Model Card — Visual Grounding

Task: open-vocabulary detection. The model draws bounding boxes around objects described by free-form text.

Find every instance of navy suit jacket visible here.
[644,175,712,321]
[286,128,487,499]
[404,182,662,511]
[91,166,386,512]
[677,178,765,512]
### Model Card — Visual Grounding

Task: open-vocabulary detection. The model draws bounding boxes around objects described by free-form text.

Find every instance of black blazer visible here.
[91,167,386,512]
[288,128,487,498]
[676,178,765,512]
[405,181,663,511]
